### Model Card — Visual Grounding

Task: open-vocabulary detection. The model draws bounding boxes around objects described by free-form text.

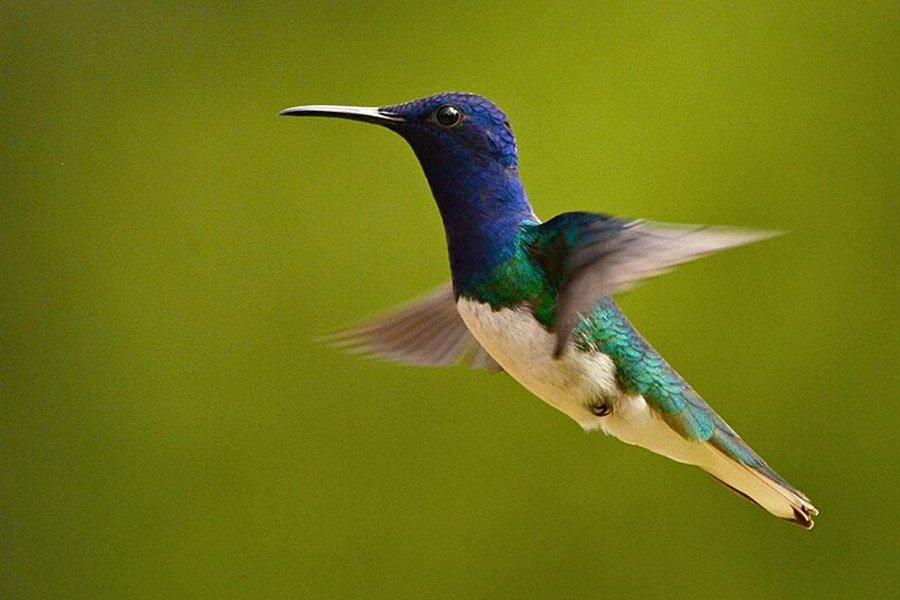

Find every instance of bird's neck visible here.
[413,149,538,297]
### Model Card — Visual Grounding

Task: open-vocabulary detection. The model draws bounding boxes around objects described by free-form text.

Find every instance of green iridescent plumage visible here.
[460,219,773,471]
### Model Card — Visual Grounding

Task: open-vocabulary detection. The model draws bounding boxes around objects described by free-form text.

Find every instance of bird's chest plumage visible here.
[456,298,622,427]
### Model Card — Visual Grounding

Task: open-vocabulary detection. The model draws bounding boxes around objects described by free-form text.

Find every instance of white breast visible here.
[456,299,726,470]
[456,298,621,428]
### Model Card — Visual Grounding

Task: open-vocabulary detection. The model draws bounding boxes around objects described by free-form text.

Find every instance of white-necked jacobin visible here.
[280,92,817,528]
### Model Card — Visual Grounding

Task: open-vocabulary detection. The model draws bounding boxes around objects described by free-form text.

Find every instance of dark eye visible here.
[435,105,461,127]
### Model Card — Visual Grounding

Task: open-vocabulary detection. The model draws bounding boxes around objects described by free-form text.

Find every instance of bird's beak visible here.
[278,104,405,126]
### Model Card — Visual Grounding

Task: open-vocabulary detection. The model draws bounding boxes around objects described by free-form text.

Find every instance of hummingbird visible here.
[280,92,817,528]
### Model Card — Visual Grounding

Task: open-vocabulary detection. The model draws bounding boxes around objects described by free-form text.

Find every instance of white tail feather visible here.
[600,394,817,527]
[700,445,817,528]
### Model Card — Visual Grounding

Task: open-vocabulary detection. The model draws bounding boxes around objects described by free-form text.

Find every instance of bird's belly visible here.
[456,299,621,427]
[455,300,727,474]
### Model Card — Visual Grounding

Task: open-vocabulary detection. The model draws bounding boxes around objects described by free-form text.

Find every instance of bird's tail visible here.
[696,439,818,528]
[691,408,818,528]
[601,398,818,528]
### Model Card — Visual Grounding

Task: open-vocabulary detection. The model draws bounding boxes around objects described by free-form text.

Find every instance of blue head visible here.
[281,93,537,290]
[382,92,519,172]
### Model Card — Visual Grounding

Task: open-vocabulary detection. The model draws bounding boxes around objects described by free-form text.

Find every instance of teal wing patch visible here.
[578,299,809,500]
[580,301,808,496]
[577,299,715,442]
[577,300,766,464]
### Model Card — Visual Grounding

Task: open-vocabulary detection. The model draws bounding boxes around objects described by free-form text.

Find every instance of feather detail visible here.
[327,283,502,372]
[524,213,780,356]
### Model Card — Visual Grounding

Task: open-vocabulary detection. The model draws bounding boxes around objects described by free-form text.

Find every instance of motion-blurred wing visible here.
[329,283,503,372]
[526,212,779,356]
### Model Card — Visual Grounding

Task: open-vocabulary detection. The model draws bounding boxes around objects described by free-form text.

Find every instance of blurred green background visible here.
[2,1,898,598]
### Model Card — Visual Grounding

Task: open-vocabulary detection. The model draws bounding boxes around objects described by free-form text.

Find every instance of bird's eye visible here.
[435,105,461,127]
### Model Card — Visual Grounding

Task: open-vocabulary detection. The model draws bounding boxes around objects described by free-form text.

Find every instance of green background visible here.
[2,1,898,598]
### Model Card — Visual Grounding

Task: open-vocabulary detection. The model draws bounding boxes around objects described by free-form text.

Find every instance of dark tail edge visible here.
[711,475,816,530]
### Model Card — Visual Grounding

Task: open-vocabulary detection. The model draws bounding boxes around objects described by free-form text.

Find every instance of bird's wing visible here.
[328,283,503,372]
[524,212,779,356]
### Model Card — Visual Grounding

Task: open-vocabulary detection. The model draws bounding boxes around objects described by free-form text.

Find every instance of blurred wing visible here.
[328,283,503,372]
[527,212,779,356]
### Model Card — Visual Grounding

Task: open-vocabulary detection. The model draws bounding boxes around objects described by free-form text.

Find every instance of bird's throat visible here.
[421,157,536,296]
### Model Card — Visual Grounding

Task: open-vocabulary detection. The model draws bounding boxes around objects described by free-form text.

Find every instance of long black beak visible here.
[278,104,404,126]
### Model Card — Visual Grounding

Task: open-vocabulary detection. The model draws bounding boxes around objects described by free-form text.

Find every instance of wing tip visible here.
[320,321,504,372]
